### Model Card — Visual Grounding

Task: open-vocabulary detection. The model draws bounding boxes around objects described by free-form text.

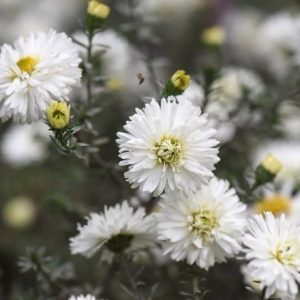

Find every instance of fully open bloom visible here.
[0,29,81,123]
[69,201,155,261]
[117,99,219,195]
[243,213,300,300]
[156,177,246,270]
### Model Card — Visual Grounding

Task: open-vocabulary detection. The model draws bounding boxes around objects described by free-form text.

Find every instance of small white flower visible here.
[243,212,300,300]
[69,201,155,260]
[0,29,81,123]
[136,0,204,21]
[255,13,300,80]
[117,99,219,195]
[1,122,49,167]
[69,295,96,300]
[156,177,247,270]
[209,67,264,110]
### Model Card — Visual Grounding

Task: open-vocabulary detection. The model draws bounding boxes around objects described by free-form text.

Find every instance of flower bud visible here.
[261,154,282,176]
[88,0,110,19]
[201,26,225,46]
[47,100,70,130]
[171,70,190,92]
[254,154,282,187]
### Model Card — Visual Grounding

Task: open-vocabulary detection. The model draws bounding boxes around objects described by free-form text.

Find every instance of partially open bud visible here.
[162,70,191,97]
[254,154,282,187]
[88,0,110,19]
[201,26,225,46]
[261,154,282,176]
[171,70,190,92]
[47,100,70,130]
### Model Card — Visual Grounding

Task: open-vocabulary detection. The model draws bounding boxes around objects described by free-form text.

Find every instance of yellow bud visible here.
[171,70,190,92]
[2,196,36,229]
[47,100,70,129]
[88,0,110,19]
[255,194,291,216]
[201,26,225,46]
[106,78,124,91]
[261,154,282,175]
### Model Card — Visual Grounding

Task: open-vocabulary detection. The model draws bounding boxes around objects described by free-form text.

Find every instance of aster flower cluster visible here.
[3,1,300,300]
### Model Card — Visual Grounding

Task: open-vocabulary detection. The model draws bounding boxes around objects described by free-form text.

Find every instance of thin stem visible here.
[86,29,94,105]
[122,256,145,300]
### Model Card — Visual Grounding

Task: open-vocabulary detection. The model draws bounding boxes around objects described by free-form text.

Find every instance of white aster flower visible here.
[69,295,95,300]
[136,0,205,22]
[0,29,81,123]
[1,122,49,167]
[117,99,219,195]
[224,9,262,66]
[243,212,300,300]
[73,30,151,95]
[255,13,300,80]
[156,177,247,270]
[254,140,300,185]
[69,201,155,260]
[279,102,300,139]
[209,67,264,110]
[176,81,205,107]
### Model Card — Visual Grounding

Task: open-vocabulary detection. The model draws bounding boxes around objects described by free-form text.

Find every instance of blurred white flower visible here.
[1,122,49,167]
[224,9,262,65]
[69,201,155,260]
[0,30,81,123]
[279,102,300,138]
[255,13,300,80]
[156,177,246,270]
[243,212,300,300]
[117,99,219,195]
[254,140,300,185]
[136,0,205,22]
[69,295,96,300]
[209,67,264,110]
[73,30,150,95]
[0,0,83,42]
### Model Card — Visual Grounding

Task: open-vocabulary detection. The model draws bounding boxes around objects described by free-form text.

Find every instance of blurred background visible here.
[1,0,300,299]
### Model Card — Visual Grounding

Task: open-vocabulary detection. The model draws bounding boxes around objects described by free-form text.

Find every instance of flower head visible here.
[69,201,155,260]
[243,213,300,300]
[156,177,247,270]
[47,100,70,129]
[0,29,81,123]
[117,99,219,195]
[171,70,190,92]
[88,0,110,19]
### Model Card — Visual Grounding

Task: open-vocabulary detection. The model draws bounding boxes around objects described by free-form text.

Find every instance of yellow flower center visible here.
[153,136,183,166]
[273,241,298,266]
[16,56,39,74]
[255,195,291,216]
[187,209,219,242]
